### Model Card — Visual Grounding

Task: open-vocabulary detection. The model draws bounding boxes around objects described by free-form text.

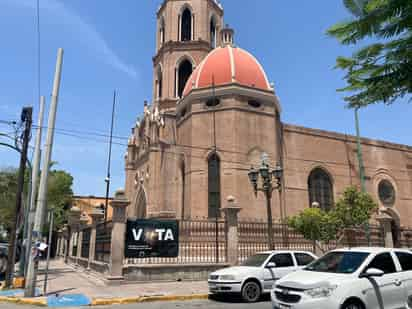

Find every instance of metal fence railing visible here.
[81,227,91,259]
[399,228,412,248]
[125,219,227,265]
[238,221,314,263]
[95,221,112,263]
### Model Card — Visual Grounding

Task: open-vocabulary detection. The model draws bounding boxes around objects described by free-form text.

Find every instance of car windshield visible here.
[241,253,270,267]
[305,251,369,274]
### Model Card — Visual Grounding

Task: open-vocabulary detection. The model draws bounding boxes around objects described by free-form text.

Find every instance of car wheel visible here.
[241,281,261,303]
[342,301,364,309]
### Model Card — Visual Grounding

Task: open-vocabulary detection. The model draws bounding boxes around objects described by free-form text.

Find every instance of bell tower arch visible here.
[153,0,224,111]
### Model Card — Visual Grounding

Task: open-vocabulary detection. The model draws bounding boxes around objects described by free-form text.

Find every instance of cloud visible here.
[4,0,138,79]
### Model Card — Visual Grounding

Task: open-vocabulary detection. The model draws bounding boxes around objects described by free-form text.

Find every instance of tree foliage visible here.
[0,168,18,233]
[0,167,73,236]
[288,186,378,243]
[327,0,412,107]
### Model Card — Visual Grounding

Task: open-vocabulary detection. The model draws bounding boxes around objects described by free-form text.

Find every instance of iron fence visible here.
[95,221,113,263]
[81,227,91,259]
[399,228,412,248]
[238,221,313,263]
[125,219,227,265]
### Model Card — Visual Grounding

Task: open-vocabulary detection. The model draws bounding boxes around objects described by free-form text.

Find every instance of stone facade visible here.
[124,0,412,232]
[72,196,113,223]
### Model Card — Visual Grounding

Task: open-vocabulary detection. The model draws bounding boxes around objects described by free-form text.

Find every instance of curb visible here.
[0,294,209,307]
[91,294,210,306]
[0,296,47,306]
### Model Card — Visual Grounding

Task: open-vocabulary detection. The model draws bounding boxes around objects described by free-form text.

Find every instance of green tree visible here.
[46,169,73,230]
[327,0,412,107]
[288,207,341,243]
[333,186,378,228]
[0,168,18,233]
[288,186,378,244]
[0,167,73,235]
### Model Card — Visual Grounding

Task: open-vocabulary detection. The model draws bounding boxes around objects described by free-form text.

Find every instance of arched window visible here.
[159,17,165,46]
[177,59,193,97]
[181,8,192,41]
[308,168,334,211]
[210,17,217,48]
[157,66,163,99]
[208,153,221,218]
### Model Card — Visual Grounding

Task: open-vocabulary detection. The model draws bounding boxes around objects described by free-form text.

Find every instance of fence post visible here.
[108,189,130,282]
[88,209,104,270]
[62,225,69,263]
[76,215,89,263]
[377,214,394,248]
[222,196,241,266]
[68,207,81,262]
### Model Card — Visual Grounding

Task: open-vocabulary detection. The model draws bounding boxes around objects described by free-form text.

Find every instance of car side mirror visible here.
[360,268,384,278]
[266,262,276,268]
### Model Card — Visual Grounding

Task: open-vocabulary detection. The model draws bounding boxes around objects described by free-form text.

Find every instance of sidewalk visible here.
[37,259,208,299]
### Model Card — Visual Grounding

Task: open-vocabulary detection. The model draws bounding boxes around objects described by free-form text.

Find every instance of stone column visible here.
[221,196,241,266]
[68,207,81,262]
[76,215,89,263]
[377,213,394,248]
[88,208,104,270]
[108,189,130,281]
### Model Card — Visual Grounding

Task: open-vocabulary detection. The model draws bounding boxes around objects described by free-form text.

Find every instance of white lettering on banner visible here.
[132,228,143,241]
[155,229,165,240]
[165,229,174,241]
[132,227,175,241]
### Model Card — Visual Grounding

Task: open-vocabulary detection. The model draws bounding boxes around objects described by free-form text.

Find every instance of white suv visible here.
[208,250,317,302]
[271,247,412,309]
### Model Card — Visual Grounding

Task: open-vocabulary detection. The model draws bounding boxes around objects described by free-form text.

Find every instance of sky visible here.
[0,0,411,197]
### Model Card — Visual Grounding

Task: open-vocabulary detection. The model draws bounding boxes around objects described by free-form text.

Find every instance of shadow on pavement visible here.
[209,293,270,303]
[45,287,77,296]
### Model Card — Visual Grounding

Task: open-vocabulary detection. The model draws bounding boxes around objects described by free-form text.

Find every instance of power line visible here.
[32,125,129,141]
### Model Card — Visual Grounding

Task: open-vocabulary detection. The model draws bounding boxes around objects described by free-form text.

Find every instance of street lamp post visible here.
[248,154,283,250]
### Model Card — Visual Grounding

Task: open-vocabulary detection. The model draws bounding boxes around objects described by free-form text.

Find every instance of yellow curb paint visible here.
[0,296,47,307]
[91,294,209,306]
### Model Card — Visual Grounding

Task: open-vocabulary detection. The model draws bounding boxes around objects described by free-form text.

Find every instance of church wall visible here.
[283,124,412,227]
[177,95,281,221]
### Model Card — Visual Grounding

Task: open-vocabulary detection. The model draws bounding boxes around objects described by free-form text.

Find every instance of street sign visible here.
[125,219,179,258]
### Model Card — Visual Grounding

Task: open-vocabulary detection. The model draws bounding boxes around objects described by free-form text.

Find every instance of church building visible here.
[124,0,412,235]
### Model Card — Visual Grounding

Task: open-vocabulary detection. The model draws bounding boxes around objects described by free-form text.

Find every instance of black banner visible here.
[125,219,179,258]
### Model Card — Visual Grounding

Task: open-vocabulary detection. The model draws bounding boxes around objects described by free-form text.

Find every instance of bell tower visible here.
[153,0,224,111]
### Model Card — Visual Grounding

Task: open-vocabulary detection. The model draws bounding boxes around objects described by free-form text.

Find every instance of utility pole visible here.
[43,210,54,295]
[355,107,370,245]
[5,107,33,288]
[23,96,45,276]
[104,90,116,222]
[355,108,366,192]
[25,48,63,297]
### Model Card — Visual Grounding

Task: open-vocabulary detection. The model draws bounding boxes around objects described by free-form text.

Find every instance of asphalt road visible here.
[0,295,272,309]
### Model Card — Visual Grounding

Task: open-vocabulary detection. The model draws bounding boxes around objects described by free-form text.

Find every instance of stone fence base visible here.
[123,263,229,282]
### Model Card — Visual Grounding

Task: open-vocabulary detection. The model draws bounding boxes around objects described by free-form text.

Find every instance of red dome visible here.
[183,46,272,97]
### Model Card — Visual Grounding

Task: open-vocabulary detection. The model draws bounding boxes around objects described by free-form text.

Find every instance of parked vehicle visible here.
[271,247,412,309]
[208,250,317,302]
[0,242,21,278]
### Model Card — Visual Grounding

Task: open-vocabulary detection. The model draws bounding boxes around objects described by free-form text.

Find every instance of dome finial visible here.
[220,24,234,47]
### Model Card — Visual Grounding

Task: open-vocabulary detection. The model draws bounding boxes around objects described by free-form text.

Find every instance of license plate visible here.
[209,284,217,289]
[274,304,292,309]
